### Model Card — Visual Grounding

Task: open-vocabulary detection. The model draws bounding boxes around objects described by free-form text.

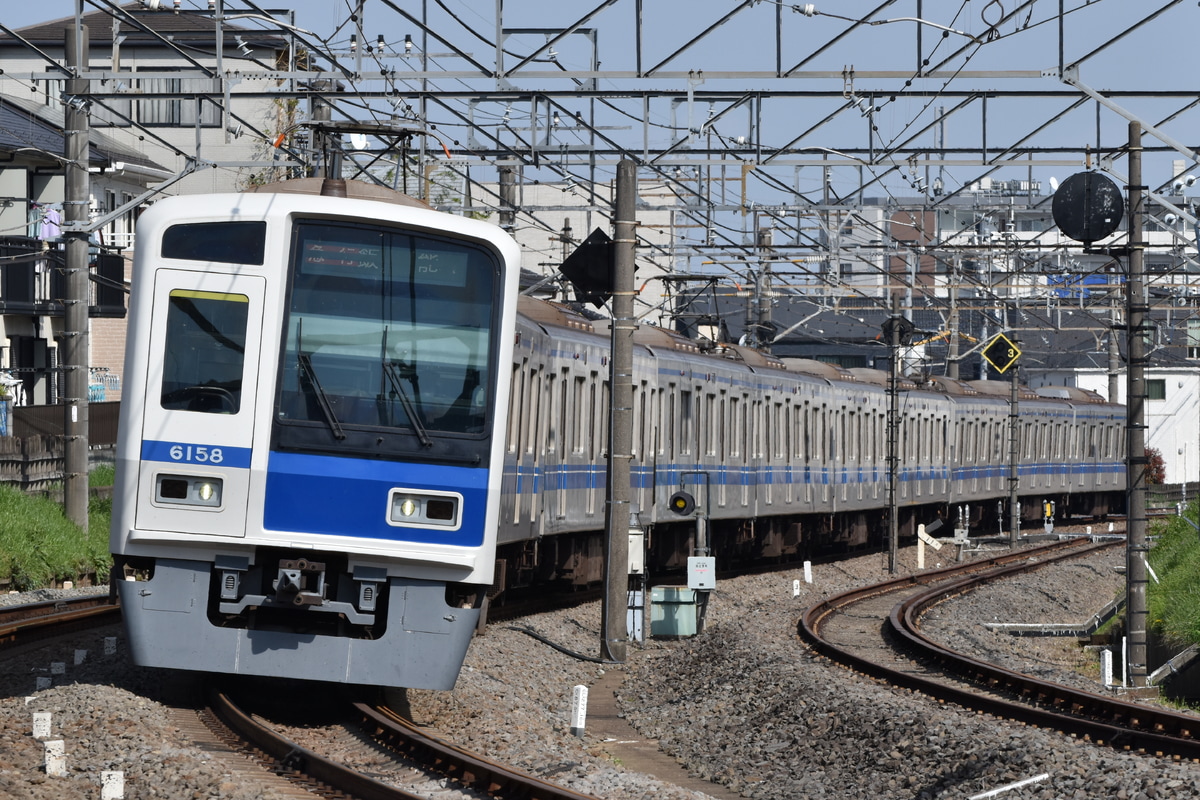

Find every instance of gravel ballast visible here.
[1,542,1198,799]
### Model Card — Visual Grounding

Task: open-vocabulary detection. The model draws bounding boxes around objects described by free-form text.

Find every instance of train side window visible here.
[667,389,677,459]
[507,363,520,453]
[724,395,734,455]
[527,369,541,456]
[161,221,266,265]
[715,393,724,462]
[774,402,785,459]
[686,388,696,455]
[700,393,710,455]
[575,376,588,455]
[160,290,248,414]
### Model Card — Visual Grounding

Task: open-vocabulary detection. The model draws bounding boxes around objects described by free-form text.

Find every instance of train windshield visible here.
[276,220,498,450]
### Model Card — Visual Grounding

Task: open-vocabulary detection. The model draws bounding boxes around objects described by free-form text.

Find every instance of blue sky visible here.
[7,1,1199,200]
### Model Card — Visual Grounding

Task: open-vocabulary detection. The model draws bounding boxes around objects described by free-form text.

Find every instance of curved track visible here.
[206,688,604,800]
[800,536,1200,760]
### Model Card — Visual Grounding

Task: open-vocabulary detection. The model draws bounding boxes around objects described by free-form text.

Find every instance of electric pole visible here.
[1126,121,1149,688]
[63,22,90,531]
[601,160,636,663]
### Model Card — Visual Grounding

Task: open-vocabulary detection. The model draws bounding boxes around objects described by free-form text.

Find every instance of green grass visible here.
[1147,503,1200,648]
[0,467,114,590]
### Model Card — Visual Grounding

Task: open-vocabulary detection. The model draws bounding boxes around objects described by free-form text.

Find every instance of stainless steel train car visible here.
[112,177,1123,688]
[493,299,1124,591]
[110,178,521,688]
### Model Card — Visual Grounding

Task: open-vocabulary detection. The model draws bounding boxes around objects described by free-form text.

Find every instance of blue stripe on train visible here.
[264,450,489,547]
[142,439,253,469]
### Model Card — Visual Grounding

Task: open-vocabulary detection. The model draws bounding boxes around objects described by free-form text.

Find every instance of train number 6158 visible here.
[168,444,224,464]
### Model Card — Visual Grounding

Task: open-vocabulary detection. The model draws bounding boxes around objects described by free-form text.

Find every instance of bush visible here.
[1147,503,1200,647]
[1145,447,1166,485]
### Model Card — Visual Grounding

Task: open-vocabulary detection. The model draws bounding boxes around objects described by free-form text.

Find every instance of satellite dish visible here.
[350,133,368,150]
[1048,176,1059,192]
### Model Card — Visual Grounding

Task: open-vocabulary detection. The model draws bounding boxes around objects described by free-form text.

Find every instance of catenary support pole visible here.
[601,159,636,663]
[1008,352,1020,546]
[63,21,90,531]
[1126,121,1149,687]
[887,294,900,574]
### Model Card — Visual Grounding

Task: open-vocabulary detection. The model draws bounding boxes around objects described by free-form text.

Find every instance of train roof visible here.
[518,296,597,334]
[1034,386,1110,403]
[968,379,1042,401]
[780,358,857,382]
[721,344,788,370]
[243,177,430,208]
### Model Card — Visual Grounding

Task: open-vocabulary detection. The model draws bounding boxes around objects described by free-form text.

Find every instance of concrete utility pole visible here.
[600,160,636,663]
[63,22,90,531]
[886,294,901,574]
[1008,353,1020,546]
[1126,121,1150,688]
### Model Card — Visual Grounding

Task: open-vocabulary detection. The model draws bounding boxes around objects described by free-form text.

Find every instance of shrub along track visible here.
[800,535,1200,761]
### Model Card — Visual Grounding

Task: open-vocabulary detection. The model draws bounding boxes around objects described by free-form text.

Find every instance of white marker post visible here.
[803,560,812,584]
[570,685,588,737]
[44,739,66,777]
[101,770,125,800]
[917,524,942,570]
[32,712,51,739]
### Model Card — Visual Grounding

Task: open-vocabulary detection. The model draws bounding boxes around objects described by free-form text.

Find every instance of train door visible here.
[134,271,265,538]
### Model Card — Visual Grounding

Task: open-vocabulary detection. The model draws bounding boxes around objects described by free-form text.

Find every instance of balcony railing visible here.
[0,237,127,318]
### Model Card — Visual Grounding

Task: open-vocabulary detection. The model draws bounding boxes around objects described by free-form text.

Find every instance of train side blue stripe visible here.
[141,439,252,469]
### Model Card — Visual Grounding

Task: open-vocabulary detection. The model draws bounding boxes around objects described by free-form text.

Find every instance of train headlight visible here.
[155,474,223,508]
[387,489,462,531]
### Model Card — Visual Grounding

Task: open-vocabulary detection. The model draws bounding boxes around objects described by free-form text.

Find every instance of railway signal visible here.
[982,333,1021,374]
[668,490,696,516]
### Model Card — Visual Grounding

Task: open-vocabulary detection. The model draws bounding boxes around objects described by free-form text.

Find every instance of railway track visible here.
[800,534,1200,761]
[204,687,605,800]
[0,592,120,648]
[0,592,606,799]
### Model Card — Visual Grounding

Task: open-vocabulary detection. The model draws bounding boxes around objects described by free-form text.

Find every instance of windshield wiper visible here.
[382,360,433,448]
[297,352,346,440]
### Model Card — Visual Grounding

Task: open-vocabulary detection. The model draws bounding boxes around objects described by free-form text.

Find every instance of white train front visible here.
[110,179,521,688]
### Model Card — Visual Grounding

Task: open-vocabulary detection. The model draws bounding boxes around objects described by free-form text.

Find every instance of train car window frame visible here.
[272,219,502,462]
[161,221,267,266]
[159,289,249,415]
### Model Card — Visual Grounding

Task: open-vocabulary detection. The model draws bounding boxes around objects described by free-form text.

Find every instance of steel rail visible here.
[892,543,1200,758]
[800,536,1200,760]
[207,687,603,800]
[0,594,120,647]
[207,688,428,800]
[355,702,604,800]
